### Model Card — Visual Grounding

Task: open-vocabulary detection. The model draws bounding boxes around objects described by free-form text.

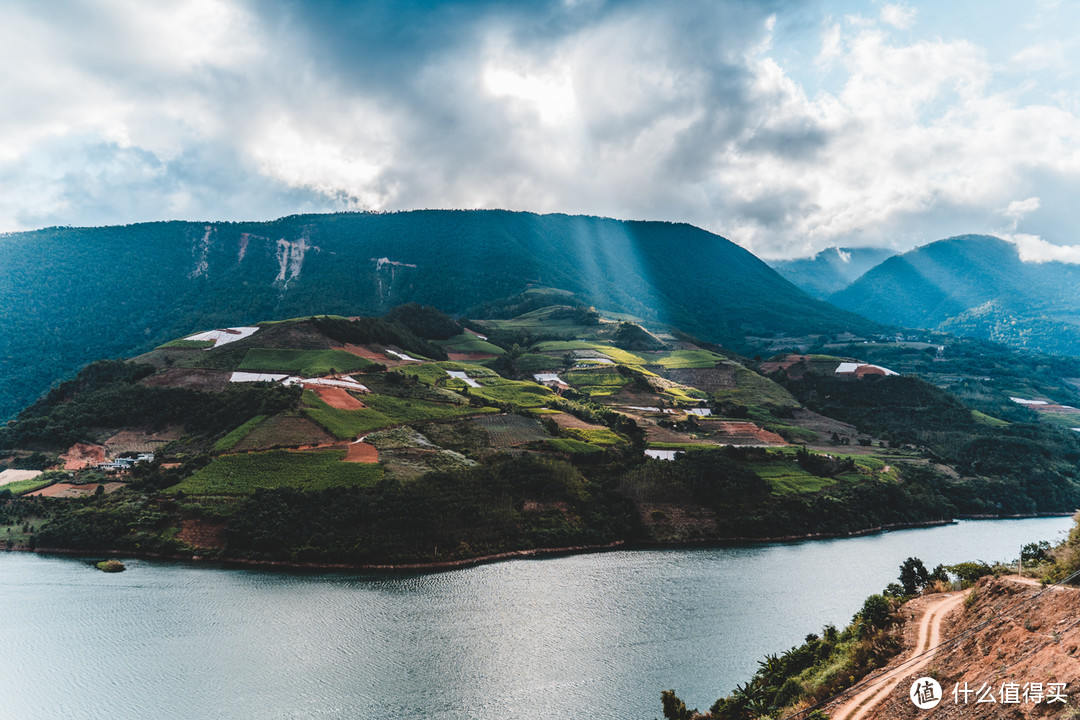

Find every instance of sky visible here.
[4,0,1080,260]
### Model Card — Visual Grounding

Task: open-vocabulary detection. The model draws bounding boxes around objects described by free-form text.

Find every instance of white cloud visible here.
[1011,40,1071,72]
[1004,232,1080,263]
[1002,196,1041,228]
[880,3,917,30]
[4,0,1080,264]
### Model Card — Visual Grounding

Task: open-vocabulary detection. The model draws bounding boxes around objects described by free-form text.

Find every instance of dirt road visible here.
[830,591,967,720]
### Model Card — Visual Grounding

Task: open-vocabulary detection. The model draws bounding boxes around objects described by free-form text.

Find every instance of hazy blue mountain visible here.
[829,234,1080,354]
[770,246,896,298]
[0,210,876,420]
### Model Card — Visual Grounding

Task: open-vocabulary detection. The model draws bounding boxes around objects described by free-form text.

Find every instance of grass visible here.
[752,459,839,494]
[167,449,383,495]
[473,414,550,447]
[532,341,649,366]
[157,339,216,350]
[561,427,625,445]
[471,379,555,408]
[1,515,47,546]
[972,410,1009,428]
[214,415,268,452]
[712,363,801,409]
[238,348,375,376]
[439,333,505,355]
[391,362,498,386]
[649,350,726,369]
[303,390,495,439]
[2,476,58,495]
[564,370,629,387]
[231,414,336,452]
[304,395,396,438]
[546,438,604,455]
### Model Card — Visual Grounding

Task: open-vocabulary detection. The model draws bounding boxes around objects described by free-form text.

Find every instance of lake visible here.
[0,517,1072,719]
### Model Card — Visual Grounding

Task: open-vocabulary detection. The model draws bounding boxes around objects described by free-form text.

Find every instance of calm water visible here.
[0,517,1072,720]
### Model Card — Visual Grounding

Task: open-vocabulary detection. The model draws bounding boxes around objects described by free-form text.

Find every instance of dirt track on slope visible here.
[829,592,967,720]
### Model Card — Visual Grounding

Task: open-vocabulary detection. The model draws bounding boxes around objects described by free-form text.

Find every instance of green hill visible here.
[829,235,1080,353]
[770,246,895,298]
[0,210,876,421]
[3,303,1080,566]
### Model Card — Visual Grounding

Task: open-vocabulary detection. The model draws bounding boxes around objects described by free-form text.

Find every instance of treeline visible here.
[783,374,1080,513]
[0,360,299,449]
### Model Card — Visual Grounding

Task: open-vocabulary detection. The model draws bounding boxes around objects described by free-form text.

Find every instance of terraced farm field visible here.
[239,348,375,376]
[473,414,550,447]
[168,449,382,494]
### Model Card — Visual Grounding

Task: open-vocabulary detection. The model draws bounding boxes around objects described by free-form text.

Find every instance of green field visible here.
[167,449,383,494]
[564,370,630,387]
[473,414,550,447]
[1,477,56,496]
[532,341,649,366]
[214,415,268,452]
[157,338,216,350]
[439,333,506,355]
[649,350,726,369]
[303,390,494,439]
[239,348,375,376]
[751,459,839,494]
[546,438,604,455]
[561,427,625,445]
[471,378,554,408]
[391,361,498,386]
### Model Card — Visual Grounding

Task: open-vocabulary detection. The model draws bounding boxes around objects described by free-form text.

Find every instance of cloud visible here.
[1005,232,1080,264]
[4,0,1080,262]
[1002,196,1041,228]
[880,3,916,30]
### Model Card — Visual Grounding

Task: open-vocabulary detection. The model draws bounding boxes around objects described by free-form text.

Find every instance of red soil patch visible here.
[758,355,808,374]
[105,427,181,455]
[28,482,124,498]
[699,420,787,445]
[546,412,608,431]
[341,343,389,361]
[447,352,498,361]
[344,442,379,463]
[60,443,107,470]
[311,386,365,410]
[1032,403,1080,414]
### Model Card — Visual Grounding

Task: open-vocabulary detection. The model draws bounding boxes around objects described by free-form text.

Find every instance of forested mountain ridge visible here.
[769,246,896,298]
[0,210,877,421]
[829,234,1080,354]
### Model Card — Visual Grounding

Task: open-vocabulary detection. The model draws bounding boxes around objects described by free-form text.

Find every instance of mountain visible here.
[0,210,876,421]
[769,246,896,298]
[829,234,1080,354]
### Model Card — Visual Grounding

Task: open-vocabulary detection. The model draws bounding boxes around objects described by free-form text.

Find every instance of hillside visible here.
[3,301,1080,567]
[770,246,896,299]
[0,210,876,422]
[829,235,1080,355]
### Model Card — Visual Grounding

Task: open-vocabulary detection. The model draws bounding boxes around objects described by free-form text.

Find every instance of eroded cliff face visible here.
[871,577,1079,720]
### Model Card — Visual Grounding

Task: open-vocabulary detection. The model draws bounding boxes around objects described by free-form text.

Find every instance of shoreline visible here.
[14,512,1073,573]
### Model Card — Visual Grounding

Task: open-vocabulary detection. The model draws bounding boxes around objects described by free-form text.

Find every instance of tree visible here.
[661,690,695,720]
[859,594,892,631]
[899,557,930,596]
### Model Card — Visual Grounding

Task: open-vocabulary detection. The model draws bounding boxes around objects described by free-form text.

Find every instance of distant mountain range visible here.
[769,246,896,298]
[0,210,875,421]
[829,234,1080,355]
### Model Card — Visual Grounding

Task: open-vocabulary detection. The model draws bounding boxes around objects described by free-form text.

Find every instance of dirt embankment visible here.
[59,443,106,470]
[849,576,1080,719]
